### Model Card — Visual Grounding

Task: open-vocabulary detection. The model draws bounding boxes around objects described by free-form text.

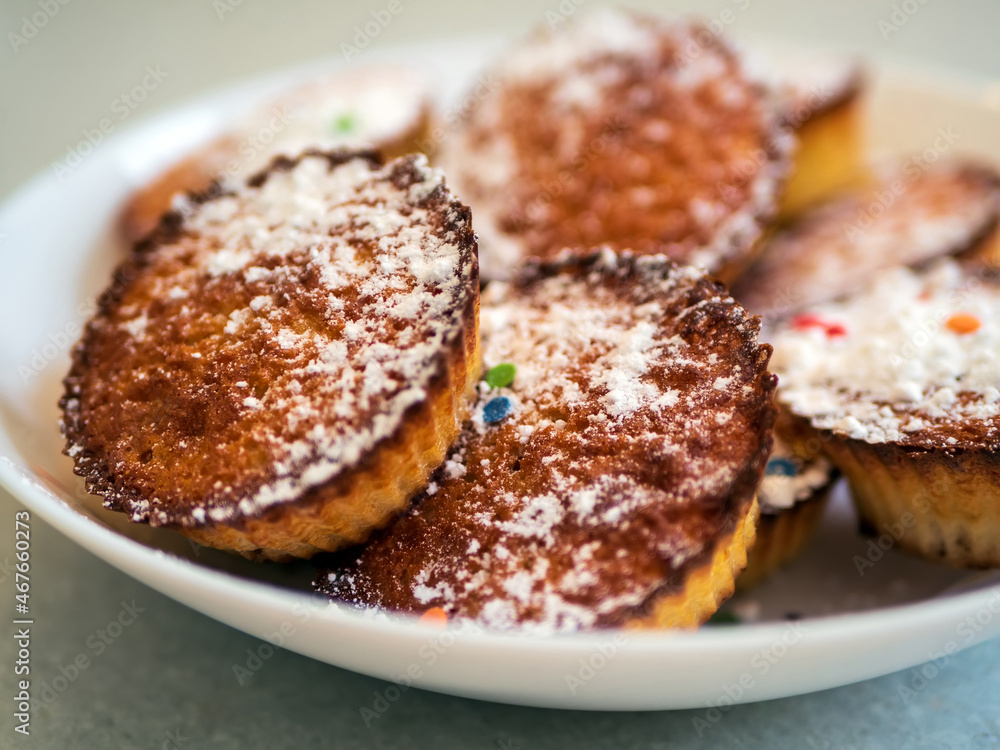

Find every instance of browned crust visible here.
[118,141,232,248]
[118,93,434,246]
[443,11,793,281]
[737,161,1000,321]
[182,318,480,561]
[800,422,1000,569]
[62,149,480,560]
[965,213,1000,267]
[316,252,777,628]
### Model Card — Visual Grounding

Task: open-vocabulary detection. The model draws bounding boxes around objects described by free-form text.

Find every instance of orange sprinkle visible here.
[417,607,448,629]
[946,312,981,335]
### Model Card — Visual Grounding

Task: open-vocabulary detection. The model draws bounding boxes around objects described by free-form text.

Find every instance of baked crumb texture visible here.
[440,8,793,283]
[772,259,1000,567]
[62,150,480,561]
[319,251,776,632]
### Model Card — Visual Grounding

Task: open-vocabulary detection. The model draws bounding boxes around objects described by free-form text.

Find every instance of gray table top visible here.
[3,1,1000,747]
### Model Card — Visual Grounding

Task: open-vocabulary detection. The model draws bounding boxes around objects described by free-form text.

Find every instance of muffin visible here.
[733,161,1000,324]
[120,65,432,244]
[62,150,479,561]
[764,52,867,219]
[739,434,837,589]
[439,8,793,282]
[317,252,777,631]
[770,259,1000,568]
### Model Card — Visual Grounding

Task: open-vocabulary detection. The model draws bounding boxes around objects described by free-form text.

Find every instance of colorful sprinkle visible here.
[792,313,846,339]
[485,362,517,389]
[332,112,358,134]
[417,607,448,629]
[764,457,798,477]
[791,313,825,330]
[483,396,512,423]
[946,312,981,335]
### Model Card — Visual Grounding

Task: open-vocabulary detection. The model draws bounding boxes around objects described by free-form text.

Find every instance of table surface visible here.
[3,1,1000,747]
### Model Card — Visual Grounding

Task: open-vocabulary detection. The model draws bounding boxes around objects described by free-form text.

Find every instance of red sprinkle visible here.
[792,314,846,338]
[791,314,826,330]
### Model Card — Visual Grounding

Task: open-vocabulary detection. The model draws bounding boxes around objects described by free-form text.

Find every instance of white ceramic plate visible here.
[3,37,1000,711]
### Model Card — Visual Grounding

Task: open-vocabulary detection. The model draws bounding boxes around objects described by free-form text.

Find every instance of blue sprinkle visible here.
[483,396,512,424]
[765,457,798,477]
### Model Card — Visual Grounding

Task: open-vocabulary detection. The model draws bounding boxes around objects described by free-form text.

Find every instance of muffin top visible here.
[771,259,1000,450]
[440,7,792,280]
[319,252,776,631]
[734,162,1000,322]
[62,150,477,528]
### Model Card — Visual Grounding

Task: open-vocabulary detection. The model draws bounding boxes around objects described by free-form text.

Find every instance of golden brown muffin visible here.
[62,150,479,561]
[317,252,777,631]
[766,53,867,219]
[439,9,793,282]
[733,161,1000,323]
[738,432,837,589]
[770,259,1000,568]
[120,65,433,244]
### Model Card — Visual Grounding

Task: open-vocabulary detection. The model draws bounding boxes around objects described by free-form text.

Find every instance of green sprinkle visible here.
[707,611,741,626]
[332,112,358,134]
[485,363,516,389]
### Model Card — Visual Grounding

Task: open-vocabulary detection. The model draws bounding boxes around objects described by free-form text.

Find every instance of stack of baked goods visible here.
[61,8,1000,633]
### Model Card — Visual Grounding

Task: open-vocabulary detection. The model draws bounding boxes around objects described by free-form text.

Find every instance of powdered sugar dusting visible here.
[441,8,792,281]
[772,260,1000,447]
[321,255,774,631]
[758,438,834,512]
[735,163,1000,322]
[64,151,476,528]
[502,8,658,86]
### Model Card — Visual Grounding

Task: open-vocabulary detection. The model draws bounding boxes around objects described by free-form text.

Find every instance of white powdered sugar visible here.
[758,438,834,512]
[502,8,658,86]
[441,7,793,282]
[772,260,1000,446]
[323,255,771,632]
[736,163,1000,321]
[91,152,474,526]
